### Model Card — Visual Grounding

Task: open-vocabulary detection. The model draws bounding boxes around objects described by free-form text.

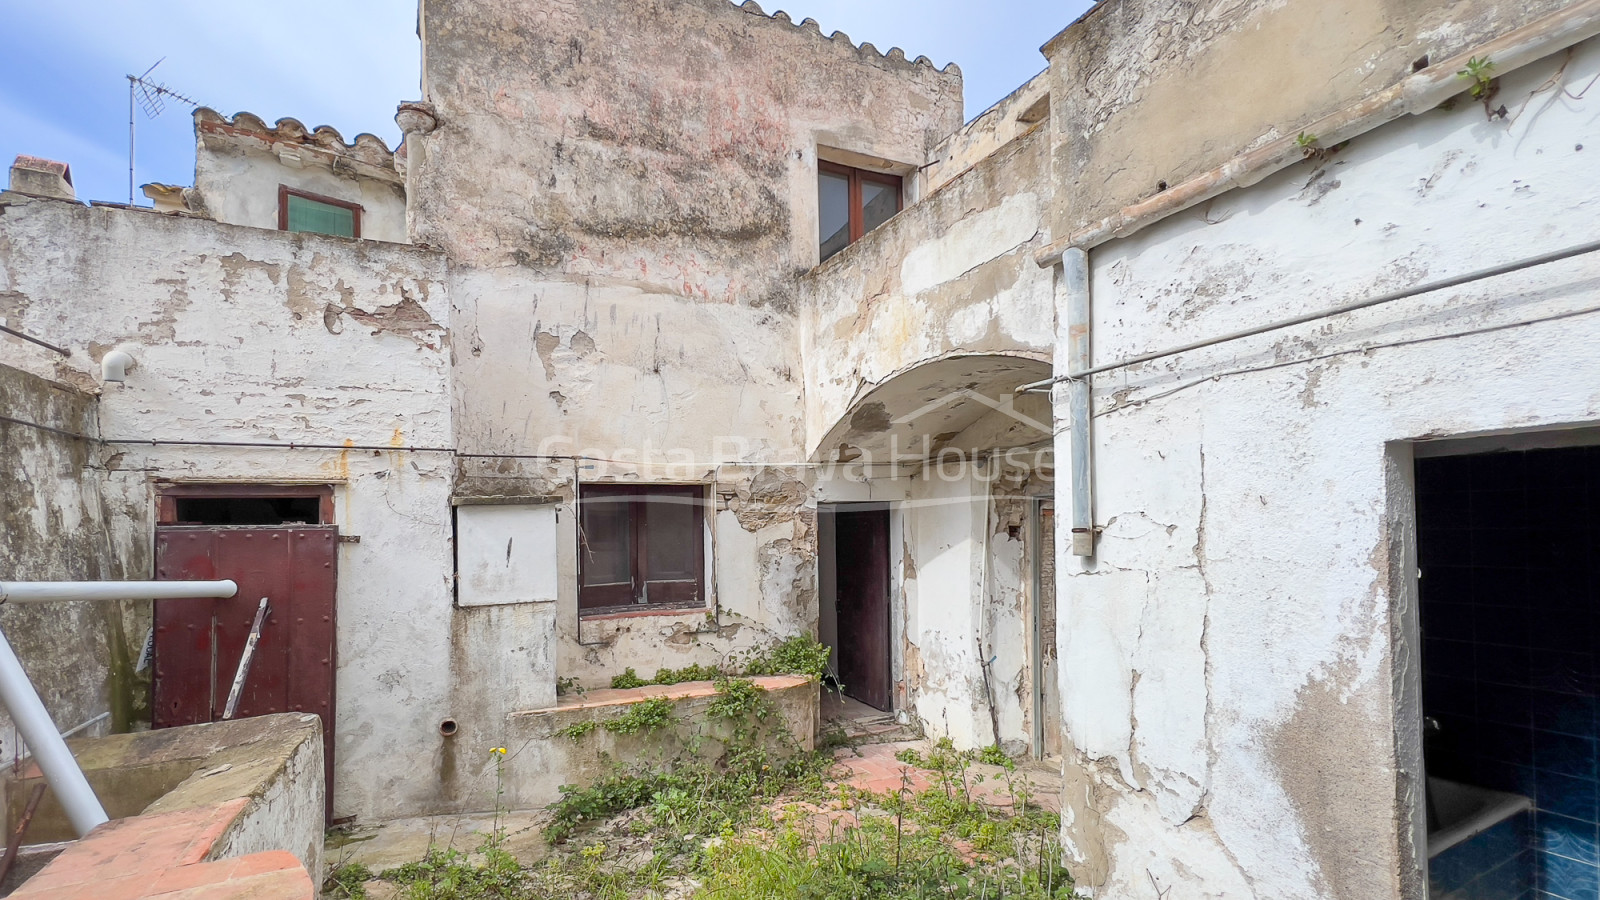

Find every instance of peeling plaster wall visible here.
[798,93,1057,743]
[0,196,460,821]
[924,70,1050,195]
[1050,41,1600,899]
[985,464,1052,758]
[899,470,988,747]
[799,126,1054,459]
[419,0,960,685]
[1042,0,1573,240]
[0,365,141,751]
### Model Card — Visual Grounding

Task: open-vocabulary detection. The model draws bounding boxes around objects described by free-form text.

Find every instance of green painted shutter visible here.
[285,194,356,238]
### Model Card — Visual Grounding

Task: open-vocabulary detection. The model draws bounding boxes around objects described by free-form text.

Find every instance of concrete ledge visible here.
[2,714,324,898]
[10,800,312,899]
[495,676,819,809]
[540,674,813,712]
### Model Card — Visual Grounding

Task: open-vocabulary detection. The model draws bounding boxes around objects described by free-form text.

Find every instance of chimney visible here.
[8,155,75,201]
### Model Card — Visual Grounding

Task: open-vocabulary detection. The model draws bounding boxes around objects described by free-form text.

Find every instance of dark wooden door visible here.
[153,526,338,817]
[834,509,891,711]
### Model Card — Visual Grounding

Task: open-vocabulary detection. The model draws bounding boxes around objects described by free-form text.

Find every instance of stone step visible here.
[825,715,922,745]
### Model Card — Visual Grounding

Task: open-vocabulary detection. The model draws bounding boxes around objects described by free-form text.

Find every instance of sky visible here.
[0,1,1091,207]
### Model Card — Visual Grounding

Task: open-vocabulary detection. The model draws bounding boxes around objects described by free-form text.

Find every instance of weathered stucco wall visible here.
[0,196,465,821]
[417,0,962,686]
[413,0,962,281]
[1042,0,1574,239]
[192,109,408,243]
[0,364,143,749]
[924,70,1049,195]
[799,126,1054,459]
[1050,39,1600,898]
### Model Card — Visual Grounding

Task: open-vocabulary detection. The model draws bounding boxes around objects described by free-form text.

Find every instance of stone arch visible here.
[811,352,1052,464]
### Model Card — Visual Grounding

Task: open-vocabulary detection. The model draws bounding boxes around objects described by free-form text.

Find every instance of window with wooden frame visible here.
[157,484,333,526]
[278,186,362,239]
[578,485,706,614]
[818,161,902,262]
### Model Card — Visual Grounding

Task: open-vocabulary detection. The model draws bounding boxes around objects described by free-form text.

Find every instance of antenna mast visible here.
[125,59,200,206]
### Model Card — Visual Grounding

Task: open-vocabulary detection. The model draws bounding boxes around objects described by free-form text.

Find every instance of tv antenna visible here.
[126,59,200,205]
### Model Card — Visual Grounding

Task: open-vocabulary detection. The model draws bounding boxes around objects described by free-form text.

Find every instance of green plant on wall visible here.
[1459,55,1496,99]
[740,635,831,679]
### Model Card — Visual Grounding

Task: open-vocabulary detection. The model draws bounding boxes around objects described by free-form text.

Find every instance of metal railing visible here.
[0,580,237,837]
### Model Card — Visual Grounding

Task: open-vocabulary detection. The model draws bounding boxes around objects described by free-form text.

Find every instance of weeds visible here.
[609,668,649,690]
[370,637,1077,898]
[975,744,1014,770]
[554,720,599,742]
[650,662,723,685]
[603,697,677,735]
[601,637,831,692]
[322,861,373,898]
[738,635,832,679]
[1459,55,1496,99]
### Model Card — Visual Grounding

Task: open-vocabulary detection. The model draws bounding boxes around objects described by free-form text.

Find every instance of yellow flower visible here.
[491,747,507,755]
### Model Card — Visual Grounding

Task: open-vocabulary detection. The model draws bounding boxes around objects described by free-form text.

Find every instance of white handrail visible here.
[0,629,107,837]
[0,580,237,604]
[0,579,238,838]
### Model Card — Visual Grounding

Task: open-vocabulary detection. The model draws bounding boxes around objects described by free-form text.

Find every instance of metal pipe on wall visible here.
[0,629,107,837]
[1062,248,1096,558]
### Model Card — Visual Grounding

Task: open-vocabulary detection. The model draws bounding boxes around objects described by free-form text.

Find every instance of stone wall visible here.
[0,364,143,749]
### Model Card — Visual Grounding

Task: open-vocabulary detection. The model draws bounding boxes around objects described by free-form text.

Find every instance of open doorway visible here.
[1415,443,1600,899]
[818,504,893,719]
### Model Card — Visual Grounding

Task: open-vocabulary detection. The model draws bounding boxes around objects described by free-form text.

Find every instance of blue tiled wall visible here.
[1419,447,1600,900]
[1431,810,1534,900]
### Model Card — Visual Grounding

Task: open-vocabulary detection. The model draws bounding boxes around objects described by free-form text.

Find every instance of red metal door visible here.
[835,509,892,712]
[153,526,337,816]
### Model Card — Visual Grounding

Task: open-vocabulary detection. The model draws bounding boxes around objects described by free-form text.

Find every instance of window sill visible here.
[578,605,709,622]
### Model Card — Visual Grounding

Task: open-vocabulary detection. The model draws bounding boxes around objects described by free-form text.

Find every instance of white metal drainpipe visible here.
[0,580,237,838]
[1063,248,1096,558]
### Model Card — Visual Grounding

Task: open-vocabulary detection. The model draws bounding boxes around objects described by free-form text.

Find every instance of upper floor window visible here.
[578,485,706,615]
[278,186,362,239]
[818,161,901,262]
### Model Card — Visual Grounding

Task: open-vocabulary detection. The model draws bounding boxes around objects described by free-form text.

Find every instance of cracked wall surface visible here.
[1049,39,1600,898]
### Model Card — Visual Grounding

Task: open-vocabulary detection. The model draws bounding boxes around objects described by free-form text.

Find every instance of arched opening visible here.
[814,355,1058,756]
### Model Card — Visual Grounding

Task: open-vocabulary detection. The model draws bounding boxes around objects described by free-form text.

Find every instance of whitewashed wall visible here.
[1052,40,1600,899]
[193,129,408,244]
[0,198,470,820]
